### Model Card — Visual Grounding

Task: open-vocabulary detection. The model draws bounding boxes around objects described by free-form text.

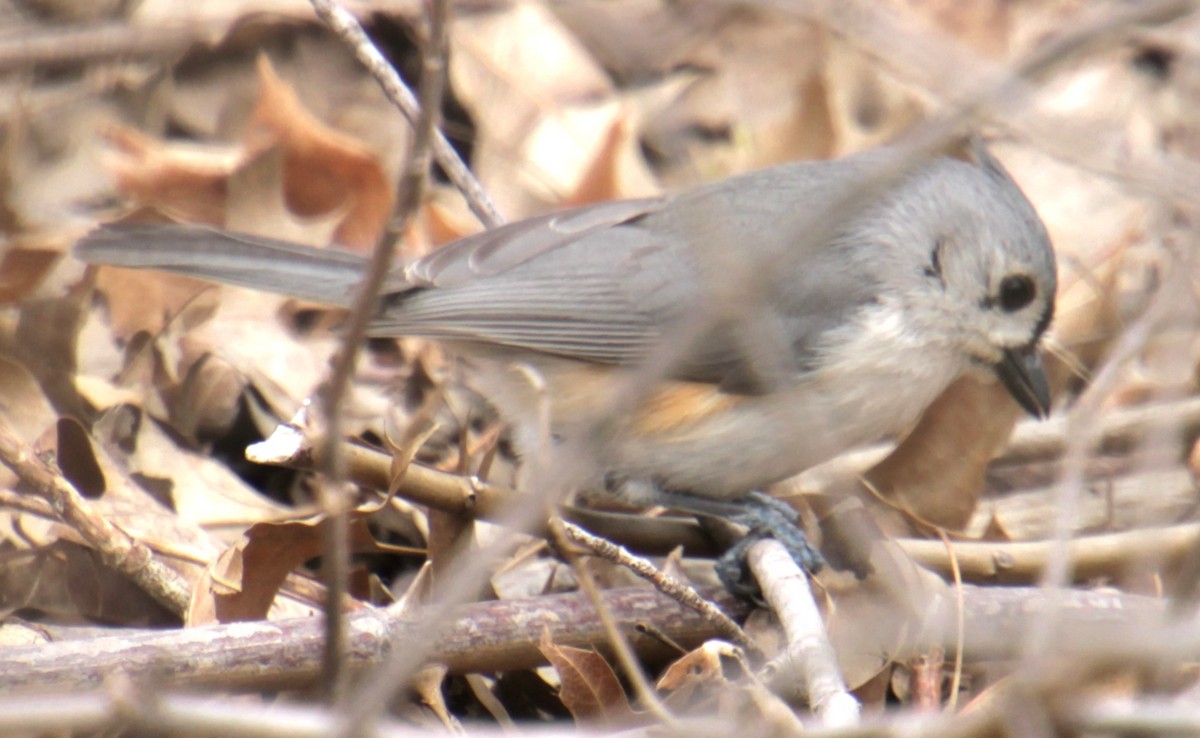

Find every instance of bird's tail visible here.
[74,224,371,308]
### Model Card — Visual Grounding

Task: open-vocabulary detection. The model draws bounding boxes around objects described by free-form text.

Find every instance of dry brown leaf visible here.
[450,1,620,218]
[49,418,107,500]
[246,56,394,250]
[822,38,927,156]
[0,418,221,623]
[187,515,389,625]
[0,357,61,566]
[170,352,247,442]
[101,57,393,251]
[656,639,742,691]
[103,408,289,542]
[0,540,176,625]
[103,125,238,226]
[0,247,62,304]
[420,189,481,248]
[537,627,635,726]
[66,416,223,561]
[92,266,218,343]
[864,374,1023,533]
[978,512,1015,543]
[563,114,636,206]
[823,540,948,690]
[854,665,896,711]
[0,355,59,446]
[225,144,344,247]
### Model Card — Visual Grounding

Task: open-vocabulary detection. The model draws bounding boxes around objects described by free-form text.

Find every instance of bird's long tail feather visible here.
[74,224,370,307]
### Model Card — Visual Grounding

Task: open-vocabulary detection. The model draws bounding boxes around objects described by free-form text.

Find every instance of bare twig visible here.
[304,0,460,713]
[0,685,568,738]
[249,411,720,556]
[308,0,503,227]
[793,394,1200,500]
[748,540,860,726]
[249,406,508,518]
[0,487,56,519]
[251,411,1200,591]
[549,517,675,725]
[1001,396,1200,465]
[559,519,754,651]
[0,416,190,615]
[0,21,216,72]
[1025,252,1188,666]
[908,647,946,711]
[1069,698,1200,735]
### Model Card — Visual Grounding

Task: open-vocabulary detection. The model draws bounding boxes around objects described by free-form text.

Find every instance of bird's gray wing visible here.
[374,218,676,364]
[393,198,666,289]
[374,197,674,364]
[379,163,882,388]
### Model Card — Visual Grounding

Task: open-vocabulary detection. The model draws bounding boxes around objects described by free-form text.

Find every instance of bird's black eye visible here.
[924,240,944,284]
[997,274,1036,312]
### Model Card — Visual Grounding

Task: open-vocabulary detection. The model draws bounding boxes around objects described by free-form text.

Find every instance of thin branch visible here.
[313,0,459,721]
[0,20,218,72]
[0,684,568,738]
[0,416,190,615]
[792,394,1200,499]
[308,0,503,227]
[1070,698,1200,735]
[549,517,675,725]
[748,540,860,726]
[559,519,754,651]
[303,0,461,702]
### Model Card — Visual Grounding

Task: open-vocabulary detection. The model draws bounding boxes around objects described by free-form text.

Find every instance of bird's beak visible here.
[994,344,1051,419]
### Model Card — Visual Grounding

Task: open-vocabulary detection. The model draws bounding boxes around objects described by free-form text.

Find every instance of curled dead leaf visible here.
[537,627,636,727]
[103,125,237,226]
[656,639,744,691]
[187,514,418,625]
[247,57,394,250]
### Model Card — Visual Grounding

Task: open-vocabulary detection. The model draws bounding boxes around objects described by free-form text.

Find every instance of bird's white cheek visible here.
[815,303,968,401]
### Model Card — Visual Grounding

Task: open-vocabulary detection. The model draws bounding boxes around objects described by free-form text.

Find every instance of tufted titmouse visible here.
[76,141,1056,588]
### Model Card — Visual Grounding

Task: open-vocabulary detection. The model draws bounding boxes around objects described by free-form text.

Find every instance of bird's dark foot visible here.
[714,491,823,598]
[659,490,824,598]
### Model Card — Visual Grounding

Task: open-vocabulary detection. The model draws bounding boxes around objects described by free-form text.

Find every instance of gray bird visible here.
[75,140,1056,590]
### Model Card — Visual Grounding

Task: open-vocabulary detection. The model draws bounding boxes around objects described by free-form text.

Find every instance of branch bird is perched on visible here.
[76,140,1057,593]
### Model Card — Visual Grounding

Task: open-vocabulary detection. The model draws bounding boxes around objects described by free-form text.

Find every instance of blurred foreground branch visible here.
[0,583,1169,694]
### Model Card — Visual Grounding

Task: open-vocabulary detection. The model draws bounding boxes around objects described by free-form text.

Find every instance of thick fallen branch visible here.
[0,580,1170,695]
[0,586,747,694]
[904,523,1200,584]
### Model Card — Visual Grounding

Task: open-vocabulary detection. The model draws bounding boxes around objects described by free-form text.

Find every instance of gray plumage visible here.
[75,142,1056,500]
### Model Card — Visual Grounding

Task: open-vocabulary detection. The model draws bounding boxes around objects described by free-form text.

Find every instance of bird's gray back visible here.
[374,157,889,390]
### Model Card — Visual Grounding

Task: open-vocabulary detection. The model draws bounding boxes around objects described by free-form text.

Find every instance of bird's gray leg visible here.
[642,489,825,597]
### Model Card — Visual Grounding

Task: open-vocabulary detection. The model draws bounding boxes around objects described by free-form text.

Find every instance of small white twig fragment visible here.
[246,402,311,464]
[747,539,860,727]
